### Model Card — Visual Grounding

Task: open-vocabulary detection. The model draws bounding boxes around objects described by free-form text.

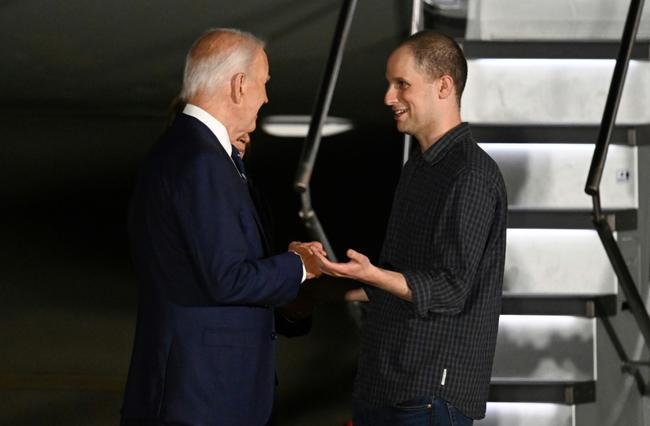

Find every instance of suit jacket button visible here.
[271,332,278,340]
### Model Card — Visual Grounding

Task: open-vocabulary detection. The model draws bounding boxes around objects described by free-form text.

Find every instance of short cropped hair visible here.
[400,31,468,106]
[180,28,265,101]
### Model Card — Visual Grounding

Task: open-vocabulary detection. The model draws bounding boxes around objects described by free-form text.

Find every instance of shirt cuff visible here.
[289,251,307,283]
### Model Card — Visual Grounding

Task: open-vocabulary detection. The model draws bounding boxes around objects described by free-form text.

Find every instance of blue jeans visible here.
[353,396,473,426]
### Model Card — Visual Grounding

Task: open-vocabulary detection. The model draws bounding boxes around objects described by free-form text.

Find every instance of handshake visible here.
[285,241,374,312]
[288,241,375,283]
[288,241,328,280]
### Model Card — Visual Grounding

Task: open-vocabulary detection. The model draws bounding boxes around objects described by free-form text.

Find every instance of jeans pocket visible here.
[445,401,473,426]
[394,397,432,411]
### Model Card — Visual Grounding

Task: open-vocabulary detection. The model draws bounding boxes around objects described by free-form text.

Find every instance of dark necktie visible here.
[231,149,272,253]
[231,149,247,182]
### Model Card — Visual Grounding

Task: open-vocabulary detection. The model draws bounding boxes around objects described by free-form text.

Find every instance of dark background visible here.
[0,1,428,424]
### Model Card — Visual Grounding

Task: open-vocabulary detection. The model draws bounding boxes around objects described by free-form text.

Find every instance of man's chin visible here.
[235,146,247,156]
[396,122,409,133]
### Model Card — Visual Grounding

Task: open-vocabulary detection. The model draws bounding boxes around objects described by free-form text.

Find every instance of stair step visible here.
[508,209,636,231]
[479,402,574,426]
[493,315,594,381]
[504,228,616,295]
[465,0,650,41]
[482,144,637,211]
[489,380,596,404]
[472,124,650,145]
[463,40,650,60]
[463,60,650,125]
[501,294,617,317]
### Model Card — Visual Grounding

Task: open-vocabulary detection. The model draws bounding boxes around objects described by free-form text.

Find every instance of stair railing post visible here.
[584,0,650,365]
[294,0,358,260]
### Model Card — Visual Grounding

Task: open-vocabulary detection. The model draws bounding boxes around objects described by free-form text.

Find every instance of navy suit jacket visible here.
[122,114,303,425]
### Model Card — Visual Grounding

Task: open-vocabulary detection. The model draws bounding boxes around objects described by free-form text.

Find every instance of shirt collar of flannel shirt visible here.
[421,122,471,165]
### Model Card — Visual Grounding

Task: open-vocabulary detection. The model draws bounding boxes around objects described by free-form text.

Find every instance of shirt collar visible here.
[182,103,232,157]
[421,122,471,165]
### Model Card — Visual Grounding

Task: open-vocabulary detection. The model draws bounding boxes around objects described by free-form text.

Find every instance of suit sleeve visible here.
[402,170,497,318]
[174,151,302,307]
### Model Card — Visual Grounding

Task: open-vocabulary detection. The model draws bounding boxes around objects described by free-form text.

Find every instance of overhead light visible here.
[260,115,354,138]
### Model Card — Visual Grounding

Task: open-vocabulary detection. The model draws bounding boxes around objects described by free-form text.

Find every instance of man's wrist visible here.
[363,265,385,287]
[289,250,307,283]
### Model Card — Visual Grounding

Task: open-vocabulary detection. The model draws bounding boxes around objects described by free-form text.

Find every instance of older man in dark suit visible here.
[121,28,322,426]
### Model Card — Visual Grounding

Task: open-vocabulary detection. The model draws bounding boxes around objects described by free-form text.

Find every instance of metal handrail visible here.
[600,315,649,394]
[293,0,358,260]
[584,0,650,354]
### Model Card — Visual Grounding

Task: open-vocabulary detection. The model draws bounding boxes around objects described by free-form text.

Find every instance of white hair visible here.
[180,28,265,101]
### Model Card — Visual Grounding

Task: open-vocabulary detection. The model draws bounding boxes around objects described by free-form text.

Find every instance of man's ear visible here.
[231,72,246,104]
[438,75,455,100]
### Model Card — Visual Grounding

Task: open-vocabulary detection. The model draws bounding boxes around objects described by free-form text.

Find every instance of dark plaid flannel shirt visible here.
[354,123,507,419]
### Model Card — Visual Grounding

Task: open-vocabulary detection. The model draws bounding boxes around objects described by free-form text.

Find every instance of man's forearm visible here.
[316,249,413,302]
[366,266,412,302]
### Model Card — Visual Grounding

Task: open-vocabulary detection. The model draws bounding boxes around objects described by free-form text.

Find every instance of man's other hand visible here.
[289,241,326,279]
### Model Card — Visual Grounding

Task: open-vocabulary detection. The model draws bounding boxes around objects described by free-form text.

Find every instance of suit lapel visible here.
[181,114,273,256]
[247,181,273,256]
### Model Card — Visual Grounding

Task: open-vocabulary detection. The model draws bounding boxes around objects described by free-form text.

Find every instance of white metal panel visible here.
[477,403,573,426]
[493,316,594,380]
[480,144,637,210]
[463,60,650,125]
[504,229,616,294]
[466,0,650,40]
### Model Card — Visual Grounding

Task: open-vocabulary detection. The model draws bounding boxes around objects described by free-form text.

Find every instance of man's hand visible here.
[344,287,369,302]
[289,241,326,279]
[315,248,377,283]
[316,248,412,301]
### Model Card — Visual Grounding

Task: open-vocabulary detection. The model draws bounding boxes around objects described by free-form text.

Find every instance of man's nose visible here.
[384,86,396,106]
